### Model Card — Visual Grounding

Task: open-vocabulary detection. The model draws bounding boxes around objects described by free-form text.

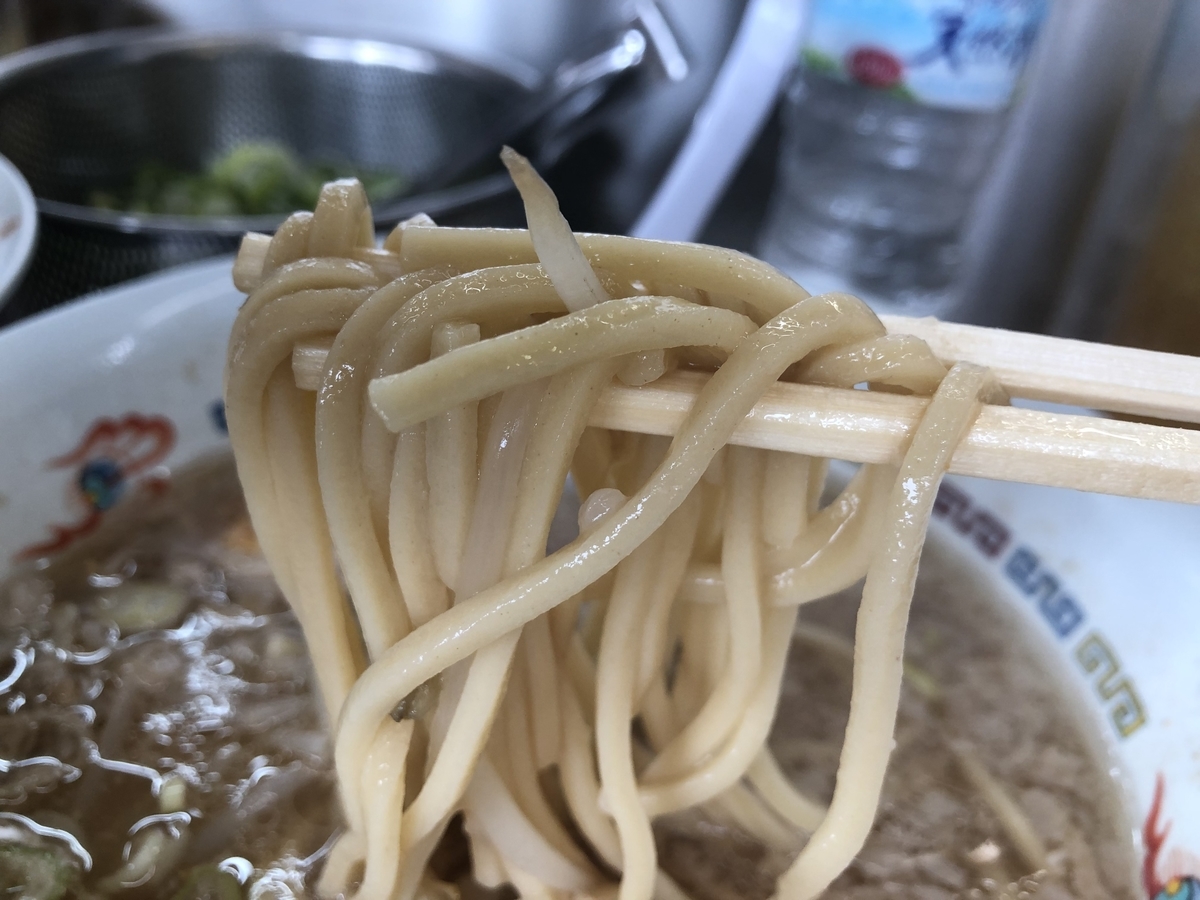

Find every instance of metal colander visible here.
[0,28,644,319]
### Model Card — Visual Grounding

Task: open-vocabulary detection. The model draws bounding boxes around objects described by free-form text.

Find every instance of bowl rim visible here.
[0,27,542,232]
[0,152,37,305]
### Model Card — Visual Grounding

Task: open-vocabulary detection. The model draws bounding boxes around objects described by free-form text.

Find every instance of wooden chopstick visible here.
[592,370,1200,505]
[878,315,1200,424]
[289,324,1200,506]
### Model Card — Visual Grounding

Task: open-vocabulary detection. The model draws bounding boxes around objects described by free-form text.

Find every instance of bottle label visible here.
[802,0,1049,111]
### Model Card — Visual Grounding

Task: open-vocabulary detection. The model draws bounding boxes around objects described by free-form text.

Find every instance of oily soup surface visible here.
[0,457,1134,900]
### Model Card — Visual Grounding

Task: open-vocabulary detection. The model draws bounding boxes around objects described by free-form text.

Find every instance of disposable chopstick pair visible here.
[289,317,1200,506]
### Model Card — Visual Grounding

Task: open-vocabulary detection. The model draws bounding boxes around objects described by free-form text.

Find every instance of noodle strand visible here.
[223,158,1009,900]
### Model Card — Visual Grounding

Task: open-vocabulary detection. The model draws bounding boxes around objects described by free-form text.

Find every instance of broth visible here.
[656,540,1137,900]
[0,456,1135,900]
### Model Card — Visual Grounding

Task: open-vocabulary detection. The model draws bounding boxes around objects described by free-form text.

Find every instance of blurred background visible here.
[0,0,1196,357]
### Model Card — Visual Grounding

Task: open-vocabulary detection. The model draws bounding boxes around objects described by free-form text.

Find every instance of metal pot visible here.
[0,27,645,319]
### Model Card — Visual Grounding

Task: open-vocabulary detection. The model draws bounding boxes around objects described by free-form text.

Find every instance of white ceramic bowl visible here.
[0,152,37,305]
[1,258,1198,896]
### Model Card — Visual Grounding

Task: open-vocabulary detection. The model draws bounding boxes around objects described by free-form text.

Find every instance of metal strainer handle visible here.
[444,27,653,190]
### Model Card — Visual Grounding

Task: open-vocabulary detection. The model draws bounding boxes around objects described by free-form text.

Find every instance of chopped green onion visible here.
[90,142,408,218]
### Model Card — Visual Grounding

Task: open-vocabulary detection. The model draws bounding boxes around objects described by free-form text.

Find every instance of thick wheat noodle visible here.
[746,751,827,834]
[368,298,755,432]
[225,154,1004,900]
[357,269,565,545]
[228,257,380,360]
[595,522,674,900]
[638,673,681,754]
[393,637,517,900]
[358,266,614,532]
[488,734,591,898]
[385,476,541,899]
[229,292,370,537]
[520,615,563,768]
[313,271,449,653]
[315,829,365,899]
[506,363,623,767]
[761,451,814,550]
[260,212,311,276]
[396,228,809,322]
[641,572,759,798]
[426,322,482,591]
[374,300,936,897]
[640,671,790,856]
[681,461,895,609]
[395,384,543,865]
[232,192,628,897]
[632,501,702,706]
[228,291,374,717]
[777,363,995,899]
[388,424,448,627]
[398,366,607,889]
[459,383,547,596]
[356,718,414,900]
[661,611,736,785]
[366,381,539,884]
[508,377,612,601]
[566,632,599,721]
[319,270,523,549]
[798,334,948,393]
[549,591,585,657]
[640,446,765,785]
[634,519,812,852]
[705,785,800,853]
[307,178,373,257]
[668,603,723,739]
[466,754,595,892]
[229,287,373,583]
[639,605,798,818]
[325,298,883,788]
[560,685,623,867]
[678,461,898,611]
[259,370,362,721]
[502,658,599,875]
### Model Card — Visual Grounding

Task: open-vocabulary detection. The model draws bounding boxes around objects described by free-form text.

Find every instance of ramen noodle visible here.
[217,148,1031,900]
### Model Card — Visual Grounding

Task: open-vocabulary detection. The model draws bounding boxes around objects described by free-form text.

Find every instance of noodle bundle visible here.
[224,152,1001,900]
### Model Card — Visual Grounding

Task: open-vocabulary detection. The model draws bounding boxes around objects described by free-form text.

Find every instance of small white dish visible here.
[0,258,1198,896]
[0,153,37,305]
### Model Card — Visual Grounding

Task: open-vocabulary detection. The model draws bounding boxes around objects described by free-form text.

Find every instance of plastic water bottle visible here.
[758,0,1050,317]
